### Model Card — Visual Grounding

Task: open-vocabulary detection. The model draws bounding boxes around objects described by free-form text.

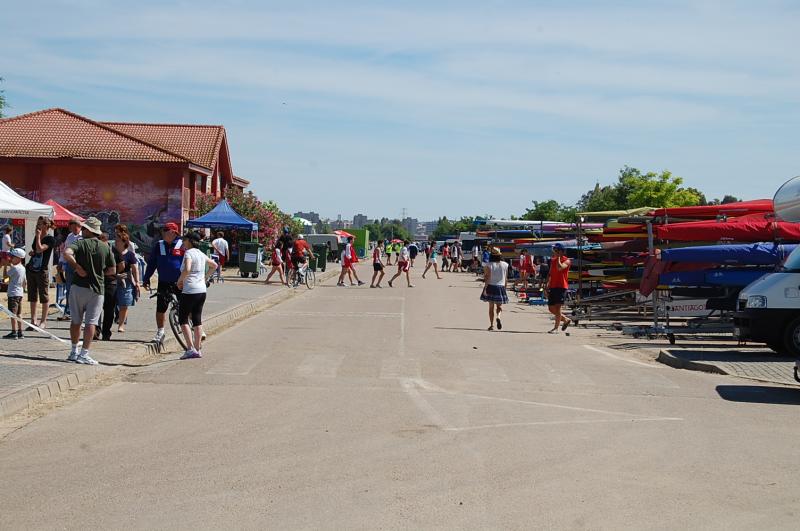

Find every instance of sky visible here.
[2,0,799,221]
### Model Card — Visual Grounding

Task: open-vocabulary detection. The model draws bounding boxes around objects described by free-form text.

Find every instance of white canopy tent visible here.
[0,180,55,252]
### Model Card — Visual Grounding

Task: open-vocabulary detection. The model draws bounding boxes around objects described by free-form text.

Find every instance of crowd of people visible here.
[2,220,574,363]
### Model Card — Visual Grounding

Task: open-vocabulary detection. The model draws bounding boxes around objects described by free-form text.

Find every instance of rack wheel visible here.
[240,271,248,278]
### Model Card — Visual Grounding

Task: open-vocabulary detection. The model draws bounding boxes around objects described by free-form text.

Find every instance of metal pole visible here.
[647,220,658,333]
[577,217,584,304]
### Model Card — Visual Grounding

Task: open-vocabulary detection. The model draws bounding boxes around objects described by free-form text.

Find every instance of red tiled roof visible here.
[102,122,225,170]
[0,109,189,164]
[232,175,251,187]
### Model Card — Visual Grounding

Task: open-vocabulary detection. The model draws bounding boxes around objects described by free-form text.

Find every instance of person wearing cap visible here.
[63,217,116,364]
[25,217,56,331]
[291,234,312,276]
[4,248,27,339]
[546,243,573,333]
[57,218,83,321]
[388,239,414,288]
[481,247,509,331]
[176,231,218,359]
[143,222,185,343]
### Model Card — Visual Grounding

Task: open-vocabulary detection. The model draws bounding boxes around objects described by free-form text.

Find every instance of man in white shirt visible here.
[388,239,414,288]
[211,232,230,270]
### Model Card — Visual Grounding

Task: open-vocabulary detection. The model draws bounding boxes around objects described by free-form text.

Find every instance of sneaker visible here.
[153,330,166,343]
[16,331,23,340]
[180,349,202,360]
[67,349,80,362]
[201,332,207,342]
[357,281,365,286]
[388,280,393,288]
[75,353,99,365]
[3,331,17,339]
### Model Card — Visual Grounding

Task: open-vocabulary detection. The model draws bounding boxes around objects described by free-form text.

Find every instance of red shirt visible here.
[292,240,311,258]
[548,255,571,289]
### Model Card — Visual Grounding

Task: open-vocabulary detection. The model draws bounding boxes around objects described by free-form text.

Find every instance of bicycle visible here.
[290,260,316,289]
[148,282,210,350]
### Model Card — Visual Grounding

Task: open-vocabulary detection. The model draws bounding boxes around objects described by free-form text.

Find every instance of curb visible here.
[656,350,729,375]
[0,267,341,421]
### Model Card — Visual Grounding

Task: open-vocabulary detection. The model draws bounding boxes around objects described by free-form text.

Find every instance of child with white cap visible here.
[5,248,27,339]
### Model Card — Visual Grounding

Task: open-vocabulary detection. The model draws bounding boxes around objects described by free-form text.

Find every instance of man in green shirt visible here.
[62,217,116,365]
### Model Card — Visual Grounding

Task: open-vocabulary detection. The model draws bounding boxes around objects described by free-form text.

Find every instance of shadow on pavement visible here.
[717,385,800,405]
[0,352,168,368]
[671,350,790,363]
[434,327,545,334]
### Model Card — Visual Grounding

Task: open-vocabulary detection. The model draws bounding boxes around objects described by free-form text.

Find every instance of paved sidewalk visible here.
[0,267,339,419]
[657,345,798,386]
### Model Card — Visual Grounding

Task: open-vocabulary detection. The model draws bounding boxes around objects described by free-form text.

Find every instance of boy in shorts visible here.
[5,248,26,339]
[388,240,414,288]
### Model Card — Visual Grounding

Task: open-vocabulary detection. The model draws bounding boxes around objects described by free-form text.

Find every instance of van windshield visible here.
[782,246,800,272]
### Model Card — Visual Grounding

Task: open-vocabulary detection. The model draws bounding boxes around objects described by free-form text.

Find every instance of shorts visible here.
[25,269,49,303]
[116,283,136,307]
[69,285,104,326]
[548,287,567,306]
[291,256,307,269]
[397,261,409,273]
[7,296,21,315]
[373,262,384,272]
[156,282,179,314]
[342,259,352,270]
[179,292,206,325]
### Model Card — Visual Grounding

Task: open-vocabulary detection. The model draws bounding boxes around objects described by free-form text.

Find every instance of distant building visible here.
[422,221,439,236]
[294,211,320,224]
[402,217,418,236]
[353,214,369,229]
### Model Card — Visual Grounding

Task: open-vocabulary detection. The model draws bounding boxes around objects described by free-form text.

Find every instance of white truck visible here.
[733,177,800,376]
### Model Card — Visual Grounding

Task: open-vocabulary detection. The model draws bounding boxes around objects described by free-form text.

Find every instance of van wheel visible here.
[782,317,800,357]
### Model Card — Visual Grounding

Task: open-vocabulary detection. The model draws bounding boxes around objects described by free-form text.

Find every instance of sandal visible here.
[496,318,502,330]
[487,326,494,331]
[561,319,571,332]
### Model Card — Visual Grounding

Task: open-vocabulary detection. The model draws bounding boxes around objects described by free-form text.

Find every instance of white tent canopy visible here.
[0,180,55,252]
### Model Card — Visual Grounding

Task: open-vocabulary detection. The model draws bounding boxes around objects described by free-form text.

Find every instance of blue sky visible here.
[2,0,799,221]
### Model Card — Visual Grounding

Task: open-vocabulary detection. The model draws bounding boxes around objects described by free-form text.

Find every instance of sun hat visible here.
[490,246,502,256]
[10,248,25,258]
[163,222,180,233]
[81,217,103,236]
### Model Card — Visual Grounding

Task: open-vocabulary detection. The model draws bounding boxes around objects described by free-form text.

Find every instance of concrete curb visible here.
[0,267,341,421]
[656,350,729,375]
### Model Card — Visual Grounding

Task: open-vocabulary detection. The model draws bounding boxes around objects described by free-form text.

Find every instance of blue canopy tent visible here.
[185,199,258,231]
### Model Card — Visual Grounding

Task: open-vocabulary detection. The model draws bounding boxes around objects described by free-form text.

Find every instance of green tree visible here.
[364,221,411,242]
[0,77,6,118]
[432,216,478,239]
[578,166,703,211]
[521,200,577,222]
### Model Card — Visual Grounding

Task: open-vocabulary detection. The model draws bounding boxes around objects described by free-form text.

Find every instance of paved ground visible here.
[0,272,287,406]
[3,265,800,529]
[659,346,797,385]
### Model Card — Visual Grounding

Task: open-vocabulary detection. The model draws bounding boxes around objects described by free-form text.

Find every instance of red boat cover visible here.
[650,199,773,220]
[656,213,800,242]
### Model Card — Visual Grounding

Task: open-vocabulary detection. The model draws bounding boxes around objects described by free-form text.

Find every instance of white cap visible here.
[10,248,25,258]
[297,234,305,240]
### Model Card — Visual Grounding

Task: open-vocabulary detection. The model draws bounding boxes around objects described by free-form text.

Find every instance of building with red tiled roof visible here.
[0,108,247,244]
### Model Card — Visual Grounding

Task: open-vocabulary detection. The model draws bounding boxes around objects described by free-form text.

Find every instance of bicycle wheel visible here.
[168,302,189,350]
[305,269,316,289]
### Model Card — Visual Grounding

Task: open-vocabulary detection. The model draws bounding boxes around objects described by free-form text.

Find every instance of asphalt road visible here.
[2,265,800,529]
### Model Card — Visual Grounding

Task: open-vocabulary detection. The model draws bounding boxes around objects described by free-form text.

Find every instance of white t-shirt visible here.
[341,243,352,262]
[60,231,83,265]
[181,248,208,294]
[212,237,229,257]
[7,263,25,297]
[2,233,12,252]
[485,261,508,286]
[400,246,410,262]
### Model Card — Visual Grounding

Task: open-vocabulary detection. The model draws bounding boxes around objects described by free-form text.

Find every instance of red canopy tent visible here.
[333,230,355,239]
[45,199,84,227]
[650,199,773,220]
[656,213,800,242]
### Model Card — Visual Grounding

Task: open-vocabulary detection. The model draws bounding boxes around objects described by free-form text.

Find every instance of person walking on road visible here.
[265,241,287,285]
[422,240,442,280]
[388,239,413,288]
[370,240,385,288]
[408,241,419,268]
[513,248,535,293]
[142,222,184,344]
[176,231,218,359]
[4,248,26,339]
[441,243,450,272]
[62,217,116,365]
[481,247,508,331]
[384,239,393,266]
[546,243,572,333]
[337,237,364,286]
[98,232,118,341]
[113,224,140,334]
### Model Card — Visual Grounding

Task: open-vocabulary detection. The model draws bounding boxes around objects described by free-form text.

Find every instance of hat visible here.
[490,246,502,256]
[163,222,179,233]
[552,243,565,251]
[10,248,25,259]
[81,217,103,236]
[68,217,81,225]
[297,234,305,240]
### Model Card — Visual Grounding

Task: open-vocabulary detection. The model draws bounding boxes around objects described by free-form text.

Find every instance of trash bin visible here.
[312,245,327,272]
[238,241,263,278]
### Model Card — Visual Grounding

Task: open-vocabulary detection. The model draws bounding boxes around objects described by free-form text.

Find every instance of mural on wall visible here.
[0,219,25,248]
